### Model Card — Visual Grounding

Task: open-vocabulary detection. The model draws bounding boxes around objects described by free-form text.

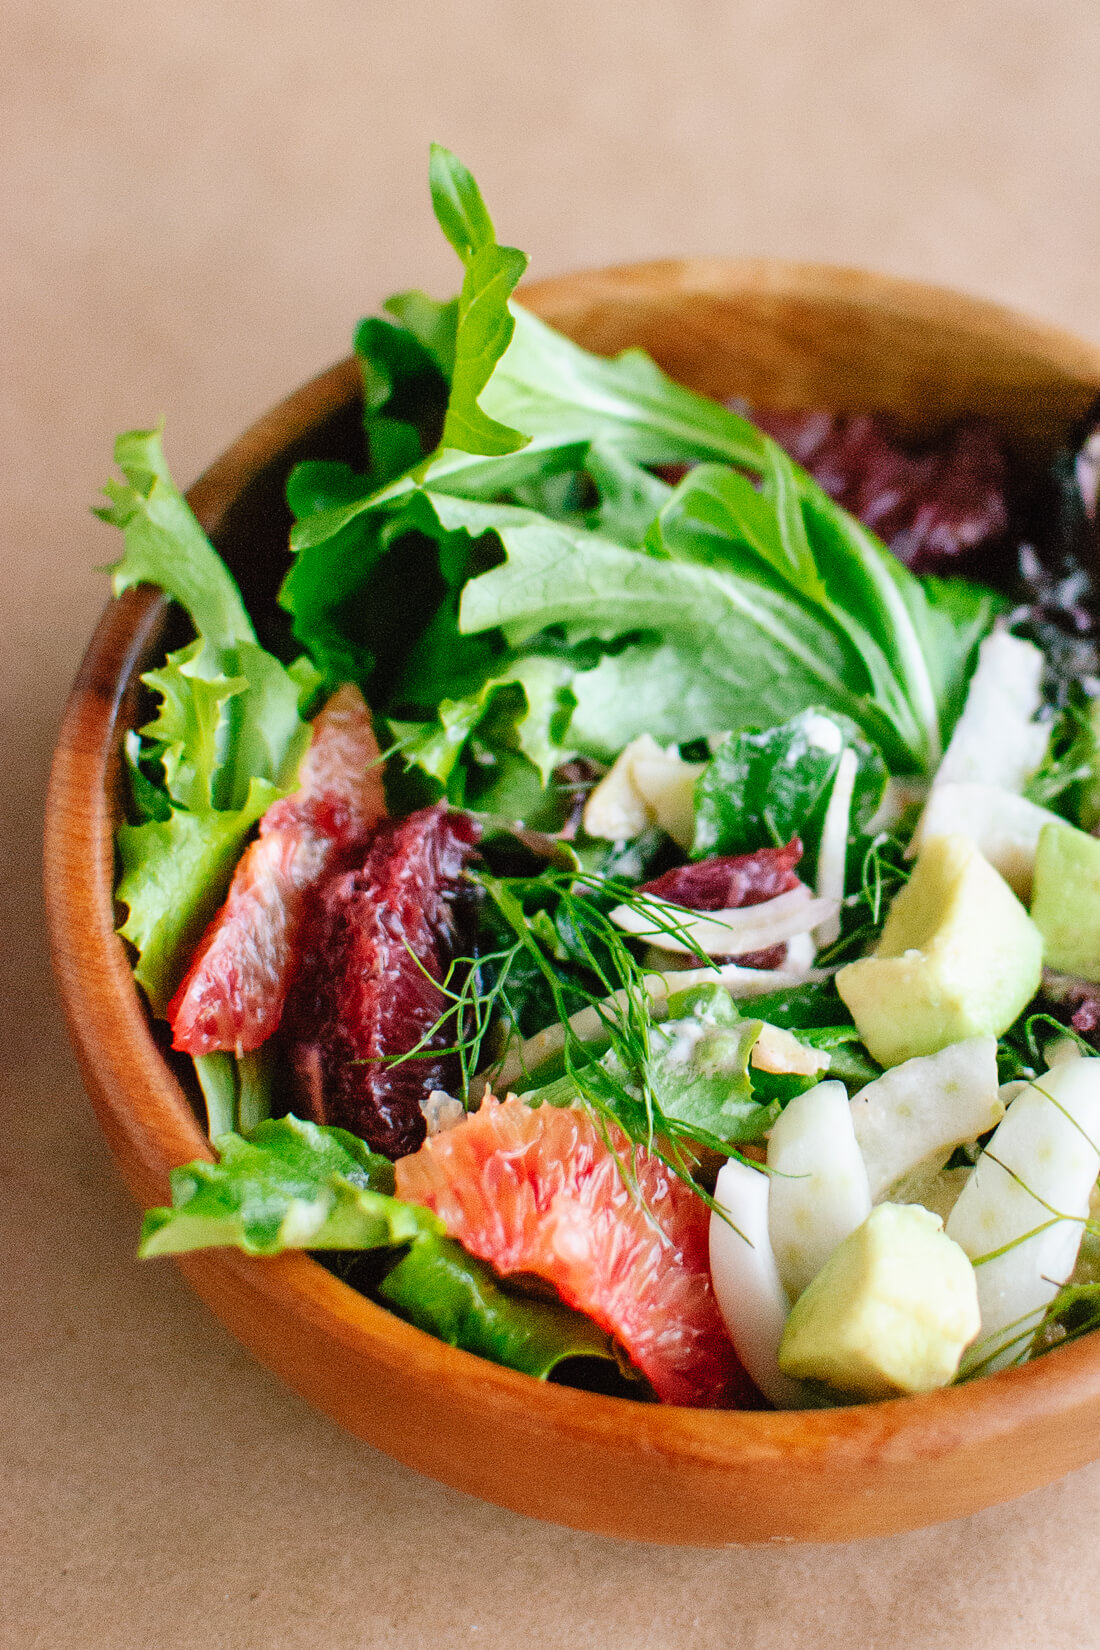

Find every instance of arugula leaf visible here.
[428,142,496,259]
[587,445,672,547]
[98,427,256,648]
[378,1233,632,1382]
[138,1115,433,1257]
[480,304,768,470]
[282,153,997,786]
[442,242,530,456]
[692,708,887,872]
[795,488,992,769]
[424,145,531,458]
[654,460,826,603]
[427,492,881,757]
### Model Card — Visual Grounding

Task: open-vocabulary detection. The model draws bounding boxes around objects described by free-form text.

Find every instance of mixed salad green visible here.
[103,147,1100,1407]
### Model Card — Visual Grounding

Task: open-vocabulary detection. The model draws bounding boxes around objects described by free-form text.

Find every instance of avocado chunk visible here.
[1030,821,1100,981]
[835,834,1042,1067]
[777,1202,980,1399]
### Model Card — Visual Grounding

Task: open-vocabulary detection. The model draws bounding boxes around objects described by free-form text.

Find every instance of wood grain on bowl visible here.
[44,262,1100,1545]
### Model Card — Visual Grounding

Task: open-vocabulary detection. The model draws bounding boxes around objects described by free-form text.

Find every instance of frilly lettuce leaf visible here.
[97,427,255,648]
[139,1114,631,1386]
[99,428,317,1013]
[397,655,576,793]
[139,640,248,813]
[139,1115,429,1257]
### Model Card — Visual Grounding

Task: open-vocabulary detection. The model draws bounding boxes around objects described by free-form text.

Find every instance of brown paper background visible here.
[8,3,1100,1644]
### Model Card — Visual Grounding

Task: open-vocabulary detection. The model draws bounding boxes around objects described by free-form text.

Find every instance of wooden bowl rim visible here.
[44,256,1100,1481]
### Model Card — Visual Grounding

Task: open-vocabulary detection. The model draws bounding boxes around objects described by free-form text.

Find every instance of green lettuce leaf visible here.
[98,427,256,648]
[378,1233,631,1382]
[692,708,888,871]
[138,1115,433,1257]
[646,1015,777,1147]
[139,1113,632,1386]
[426,492,884,759]
[399,654,576,793]
[139,639,246,813]
[122,730,172,823]
[100,429,317,1012]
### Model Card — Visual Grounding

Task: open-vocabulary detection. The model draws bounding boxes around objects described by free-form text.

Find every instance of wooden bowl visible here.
[45,261,1100,1546]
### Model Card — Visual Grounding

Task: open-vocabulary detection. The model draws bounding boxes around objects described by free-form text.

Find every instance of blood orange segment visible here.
[283,805,481,1161]
[395,1096,752,1408]
[640,840,803,911]
[168,685,386,1056]
[641,841,804,970]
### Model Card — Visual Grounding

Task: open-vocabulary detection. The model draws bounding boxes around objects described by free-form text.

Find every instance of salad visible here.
[103,147,1100,1410]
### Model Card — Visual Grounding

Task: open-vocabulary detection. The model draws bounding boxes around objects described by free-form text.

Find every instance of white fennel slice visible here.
[582,734,703,848]
[767,1081,872,1300]
[849,1037,1002,1202]
[709,1159,811,1409]
[933,632,1050,793]
[610,885,838,957]
[947,1057,1100,1373]
[814,747,858,946]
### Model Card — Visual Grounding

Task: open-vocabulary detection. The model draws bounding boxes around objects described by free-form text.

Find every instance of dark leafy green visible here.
[379,1233,635,1383]
[692,707,888,875]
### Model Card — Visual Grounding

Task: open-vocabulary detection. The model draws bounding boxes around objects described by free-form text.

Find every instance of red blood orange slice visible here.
[395,1095,752,1408]
[282,804,481,1160]
[168,684,386,1056]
